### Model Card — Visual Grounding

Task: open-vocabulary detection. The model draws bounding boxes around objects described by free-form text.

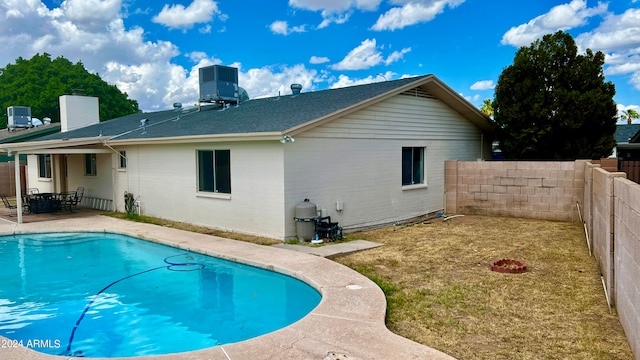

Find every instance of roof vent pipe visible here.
[291,83,302,97]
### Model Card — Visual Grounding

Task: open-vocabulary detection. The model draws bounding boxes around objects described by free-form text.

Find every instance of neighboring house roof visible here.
[2,75,493,152]
[614,124,640,144]
[0,124,61,144]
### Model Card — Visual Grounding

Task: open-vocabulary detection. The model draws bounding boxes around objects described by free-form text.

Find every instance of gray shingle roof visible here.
[36,75,431,142]
[614,124,640,144]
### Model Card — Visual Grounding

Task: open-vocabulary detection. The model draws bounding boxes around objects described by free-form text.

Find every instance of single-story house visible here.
[613,123,640,159]
[1,74,493,239]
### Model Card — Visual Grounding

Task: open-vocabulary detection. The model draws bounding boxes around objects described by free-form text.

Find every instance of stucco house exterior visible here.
[2,75,493,239]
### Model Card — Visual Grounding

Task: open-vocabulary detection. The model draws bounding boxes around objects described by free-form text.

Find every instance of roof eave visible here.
[1,137,103,154]
[105,132,283,146]
[420,76,495,134]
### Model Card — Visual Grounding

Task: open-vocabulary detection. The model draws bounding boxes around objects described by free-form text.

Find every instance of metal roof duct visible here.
[291,83,302,97]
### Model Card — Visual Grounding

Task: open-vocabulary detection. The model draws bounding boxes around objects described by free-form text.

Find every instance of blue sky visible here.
[0,0,639,122]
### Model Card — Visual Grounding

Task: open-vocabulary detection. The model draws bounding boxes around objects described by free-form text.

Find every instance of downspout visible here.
[480,133,484,160]
[14,154,22,224]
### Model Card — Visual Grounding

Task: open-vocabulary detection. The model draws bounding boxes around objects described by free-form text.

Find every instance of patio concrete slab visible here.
[272,240,384,257]
[0,215,455,360]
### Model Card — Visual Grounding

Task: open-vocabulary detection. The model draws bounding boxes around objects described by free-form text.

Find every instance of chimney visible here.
[290,83,302,97]
[59,95,100,132]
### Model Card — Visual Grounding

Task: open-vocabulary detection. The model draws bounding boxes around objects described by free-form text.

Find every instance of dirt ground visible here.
[332,215,633,360]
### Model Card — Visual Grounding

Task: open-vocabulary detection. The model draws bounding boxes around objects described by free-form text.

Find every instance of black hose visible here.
[62,253,204,357]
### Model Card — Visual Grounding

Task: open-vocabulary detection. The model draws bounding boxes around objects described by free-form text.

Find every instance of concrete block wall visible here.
[445,160,585,221]
[590,167,626,304]
[583,162,598,252]
[613,178,640,359]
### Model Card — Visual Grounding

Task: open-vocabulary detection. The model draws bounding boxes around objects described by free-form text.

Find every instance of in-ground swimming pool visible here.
[0,232,321,358]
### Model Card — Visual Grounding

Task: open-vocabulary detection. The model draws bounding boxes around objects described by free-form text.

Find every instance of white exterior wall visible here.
[111,141,286,239]
[25,153,113,205]
[66,153,114,201]
[26,154,55,193]
[283,94,484,238]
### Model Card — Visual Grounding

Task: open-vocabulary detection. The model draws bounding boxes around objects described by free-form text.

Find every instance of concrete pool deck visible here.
[0,215,455,360]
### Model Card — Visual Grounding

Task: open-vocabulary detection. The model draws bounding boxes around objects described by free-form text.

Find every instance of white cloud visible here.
[501,0,608,47]
[569,7,640,94]
[152,0,222,30]
[199,24,212,34]
[331,39,410,70]
[288,0,381,13]
[318,11,351,29]
[269,20,306,35]
[470,80,495,91]
[240,64,319,98]
[385,47,411,65]
[289,0,380,28]
[330,74,378,88]
[371,0,465,31]
[61,0,122,32]
[310,56,330,64]
[331,38,383,70]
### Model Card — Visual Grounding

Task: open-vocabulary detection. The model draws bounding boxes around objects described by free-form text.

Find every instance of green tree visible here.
[480,98,494,117]
[0,53,139,128]
[620,109,639,124]
[492,31,617,160]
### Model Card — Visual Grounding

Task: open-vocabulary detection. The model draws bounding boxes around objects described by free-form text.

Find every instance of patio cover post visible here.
[14,154,22,224]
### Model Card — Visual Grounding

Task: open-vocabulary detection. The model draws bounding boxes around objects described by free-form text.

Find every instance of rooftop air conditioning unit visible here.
[198,65,239,104]
[7,106,32,131]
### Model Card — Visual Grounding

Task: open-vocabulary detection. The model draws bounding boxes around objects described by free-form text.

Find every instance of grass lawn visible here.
[331,215,633,360]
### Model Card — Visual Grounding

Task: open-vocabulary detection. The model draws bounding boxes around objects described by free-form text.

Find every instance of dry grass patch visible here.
[332,215,632,360]
[105,212,281,245]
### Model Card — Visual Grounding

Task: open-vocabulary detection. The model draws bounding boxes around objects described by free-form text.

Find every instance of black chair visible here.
[2,194,29,214]
[314,216,343,241]
[60,187,84,212]
[1,194,15,209]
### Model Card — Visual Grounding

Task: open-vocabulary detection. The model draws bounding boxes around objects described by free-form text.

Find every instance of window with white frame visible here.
[197,149,231,194]
[85,154,97,176]
[38,154,51,178]
[402,147,425,186]
[119,151,127,169]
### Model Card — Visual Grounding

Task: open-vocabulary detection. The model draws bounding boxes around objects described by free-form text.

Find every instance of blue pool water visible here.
[0,232,321,358]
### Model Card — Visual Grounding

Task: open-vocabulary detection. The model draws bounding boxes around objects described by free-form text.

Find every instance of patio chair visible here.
[1,194,29,214]
[60,187,84,212]
[1,194,14,209]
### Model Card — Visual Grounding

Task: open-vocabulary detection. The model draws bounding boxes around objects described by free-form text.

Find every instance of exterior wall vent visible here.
[199,65,240,104]
[401,88,436,99]
[7,106,32,131]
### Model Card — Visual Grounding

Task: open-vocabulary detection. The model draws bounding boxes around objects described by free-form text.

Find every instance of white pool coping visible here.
[0,215,455,360]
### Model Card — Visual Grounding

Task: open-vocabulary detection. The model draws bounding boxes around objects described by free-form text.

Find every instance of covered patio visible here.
[2,137,117,225]
[0,202,104,224]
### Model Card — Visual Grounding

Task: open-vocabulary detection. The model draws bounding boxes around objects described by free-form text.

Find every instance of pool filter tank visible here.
[294,199,317,242]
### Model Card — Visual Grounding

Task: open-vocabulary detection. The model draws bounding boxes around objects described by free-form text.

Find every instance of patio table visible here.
[29,193,62,214]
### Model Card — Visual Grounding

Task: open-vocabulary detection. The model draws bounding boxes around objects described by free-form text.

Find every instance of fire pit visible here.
[490,259,527,274]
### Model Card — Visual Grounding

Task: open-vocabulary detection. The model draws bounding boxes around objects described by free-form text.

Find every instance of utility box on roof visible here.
[198,65,239,104]
[7,106,32,131]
